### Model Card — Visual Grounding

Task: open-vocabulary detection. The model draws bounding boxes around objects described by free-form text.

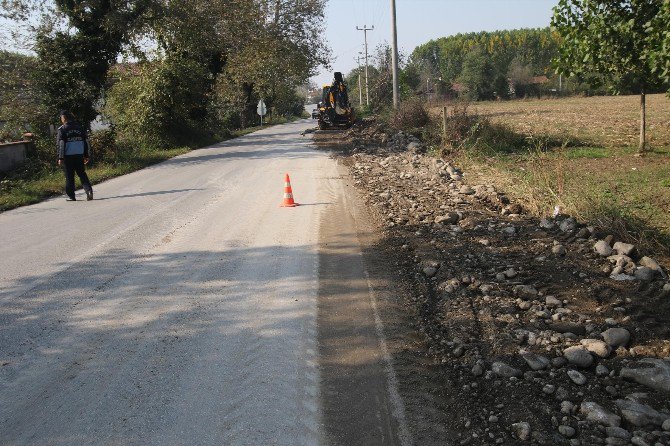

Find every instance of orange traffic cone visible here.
[280,173,299,207]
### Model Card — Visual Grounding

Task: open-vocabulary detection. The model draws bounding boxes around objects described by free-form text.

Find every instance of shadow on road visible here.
[92,188,204,201]
[0,241,379,444]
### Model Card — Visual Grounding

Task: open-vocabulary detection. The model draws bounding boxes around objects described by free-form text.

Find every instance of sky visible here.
[1,0,560,88]
[314,0,560,86]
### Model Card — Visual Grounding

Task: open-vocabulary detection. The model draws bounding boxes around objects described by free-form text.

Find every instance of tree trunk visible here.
[639,86,646,153]
[241,82,254,128]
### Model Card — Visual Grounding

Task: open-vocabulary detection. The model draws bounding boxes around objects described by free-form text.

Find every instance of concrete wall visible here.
[0,141,30,172]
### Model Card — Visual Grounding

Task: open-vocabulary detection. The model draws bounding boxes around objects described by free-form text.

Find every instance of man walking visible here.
[57,110,93,201]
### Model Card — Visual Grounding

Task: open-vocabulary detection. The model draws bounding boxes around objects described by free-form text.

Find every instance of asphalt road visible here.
[0,120,407,445]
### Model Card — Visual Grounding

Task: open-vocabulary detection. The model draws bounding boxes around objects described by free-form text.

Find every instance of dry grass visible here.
[432,94,670,262]
[470,94,670,149]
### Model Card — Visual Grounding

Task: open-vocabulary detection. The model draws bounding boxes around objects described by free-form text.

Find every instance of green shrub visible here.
[105,56,214,150]
[272,88,306,118]
[88,128,122,164]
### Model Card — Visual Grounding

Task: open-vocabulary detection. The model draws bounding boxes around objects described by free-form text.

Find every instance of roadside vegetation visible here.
[438,94,670,260]
[0,0,326,211]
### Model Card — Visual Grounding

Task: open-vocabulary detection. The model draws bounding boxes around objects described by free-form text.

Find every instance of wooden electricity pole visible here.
[390,0,399,109]
[354,55,364,106]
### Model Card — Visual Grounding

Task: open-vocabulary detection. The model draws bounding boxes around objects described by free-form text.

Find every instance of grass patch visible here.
[0,147,189,211]
[562,146,609,159]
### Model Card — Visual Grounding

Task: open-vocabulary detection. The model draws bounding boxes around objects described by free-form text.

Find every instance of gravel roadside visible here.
[314,120,670,446]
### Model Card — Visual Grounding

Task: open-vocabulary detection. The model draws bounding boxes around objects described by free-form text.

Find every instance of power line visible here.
[373,0,386,28]
[350,0,361,26]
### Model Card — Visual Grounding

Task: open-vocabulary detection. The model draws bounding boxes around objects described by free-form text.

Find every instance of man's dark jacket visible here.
[57,122,90,159]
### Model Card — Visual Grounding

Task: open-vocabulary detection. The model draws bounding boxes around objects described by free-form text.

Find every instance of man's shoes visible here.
[66,197,76,201]
[86,189,93,201]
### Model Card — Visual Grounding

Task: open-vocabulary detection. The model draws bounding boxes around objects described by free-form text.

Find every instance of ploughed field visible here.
[470,94,670,150]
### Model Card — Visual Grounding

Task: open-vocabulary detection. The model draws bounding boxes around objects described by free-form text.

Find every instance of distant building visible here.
[450,82,466,93]
[530,75,549,85]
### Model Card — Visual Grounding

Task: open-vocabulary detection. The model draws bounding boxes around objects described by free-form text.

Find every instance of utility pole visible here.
[390,0,399,109]
[356,24,374,107]
[354,54,364,106]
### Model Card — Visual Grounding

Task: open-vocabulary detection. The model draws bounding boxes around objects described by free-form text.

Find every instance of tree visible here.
[647,0,670,90]
[0,51,42,140]
[552,0,666,153]
[459,46,496,101]
[3,0,329,146]
[2,0,153,128]
[220,0,329,124]
[409,28,558,99]
[508,57,534,98]
[106,57,213,149]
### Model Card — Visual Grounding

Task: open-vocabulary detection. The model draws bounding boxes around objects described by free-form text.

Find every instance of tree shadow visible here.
[93,188,204,201]
[0,242,379,444]
[150,132,318,168]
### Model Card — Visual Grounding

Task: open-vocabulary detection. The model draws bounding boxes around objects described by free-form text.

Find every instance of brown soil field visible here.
[468,94,670,150]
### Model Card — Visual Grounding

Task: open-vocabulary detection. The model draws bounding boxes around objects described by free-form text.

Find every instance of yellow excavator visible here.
[317,72,355,130]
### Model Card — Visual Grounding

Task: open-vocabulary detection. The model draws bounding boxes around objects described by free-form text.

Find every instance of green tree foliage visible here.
[106,57,213,149]
[104,0,257,141]
[458,46,496,100]
[551,0,668,152]
[217,0,329,125]
[104,0,327,147]
[2,0,154,127]
[647,0,670,88]
[2,0,328,152]
[0,51,42,141]
[409,28,558,99]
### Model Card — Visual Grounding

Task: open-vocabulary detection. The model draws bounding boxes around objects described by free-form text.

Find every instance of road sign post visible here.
[257,99,267,126]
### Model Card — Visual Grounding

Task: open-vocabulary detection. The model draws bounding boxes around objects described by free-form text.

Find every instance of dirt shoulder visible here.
[317,162,405,446]
[314,121,670,446]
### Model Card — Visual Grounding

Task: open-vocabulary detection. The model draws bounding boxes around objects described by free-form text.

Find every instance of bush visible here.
[441,103,527,155]
[88,128,121,164]
[105,56,214,150]
[391,98,430,132]
[272,89,305,118]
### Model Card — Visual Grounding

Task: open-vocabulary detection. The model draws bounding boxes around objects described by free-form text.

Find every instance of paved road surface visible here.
[0,120,406,445]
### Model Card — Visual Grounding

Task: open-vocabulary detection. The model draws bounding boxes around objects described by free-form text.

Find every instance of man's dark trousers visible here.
[63,155,92,200]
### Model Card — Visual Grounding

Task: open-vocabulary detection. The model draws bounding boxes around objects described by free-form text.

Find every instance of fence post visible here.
[442,106,448,138]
